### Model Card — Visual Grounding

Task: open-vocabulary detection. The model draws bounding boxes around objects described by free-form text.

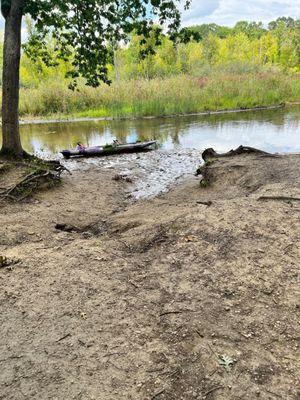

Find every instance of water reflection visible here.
[10,106,300,155]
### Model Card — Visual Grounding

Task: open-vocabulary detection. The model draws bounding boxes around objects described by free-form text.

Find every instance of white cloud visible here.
[181,0,300,26]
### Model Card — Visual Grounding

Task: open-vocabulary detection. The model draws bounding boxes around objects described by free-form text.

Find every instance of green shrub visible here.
[12,68,300,119]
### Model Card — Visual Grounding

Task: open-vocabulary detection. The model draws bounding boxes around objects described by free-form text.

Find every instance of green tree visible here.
[202,33,219,65]
[233,21,266,39]
[268,17,298,31]
[278,27,300,69]
[1,0,189,157]
[186,24,232,41]
[217,33,252,64]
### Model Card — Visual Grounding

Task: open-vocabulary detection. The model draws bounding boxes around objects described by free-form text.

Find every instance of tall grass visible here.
[17,69,300,119]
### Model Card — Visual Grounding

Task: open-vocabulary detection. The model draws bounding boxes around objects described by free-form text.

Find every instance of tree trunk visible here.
[1,0,24,157]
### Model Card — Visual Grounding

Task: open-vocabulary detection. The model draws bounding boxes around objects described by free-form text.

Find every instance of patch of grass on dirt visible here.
[200,179,209,188]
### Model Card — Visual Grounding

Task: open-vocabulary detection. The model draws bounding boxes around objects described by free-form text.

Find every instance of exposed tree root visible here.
[0,163,12,175]
[196,145,275,187]
[0,160,70,201]
[202,145,272,162]
[0,149,32,160]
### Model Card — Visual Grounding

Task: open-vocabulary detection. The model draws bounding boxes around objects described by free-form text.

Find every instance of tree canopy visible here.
[17,0,190,88]
[0,0,191,157]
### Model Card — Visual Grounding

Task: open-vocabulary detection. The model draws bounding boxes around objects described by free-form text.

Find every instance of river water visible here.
[17,105,300,198]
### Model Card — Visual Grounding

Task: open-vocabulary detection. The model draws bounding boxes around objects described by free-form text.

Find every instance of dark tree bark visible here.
[1,0,25,158]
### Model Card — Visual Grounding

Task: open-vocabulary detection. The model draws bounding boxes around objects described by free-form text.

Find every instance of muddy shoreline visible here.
[63,148,202,200]
[0,151,299,399]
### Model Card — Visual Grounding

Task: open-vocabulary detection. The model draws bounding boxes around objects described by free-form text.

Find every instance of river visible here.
[19,106,300,156]
[16,105,300,199]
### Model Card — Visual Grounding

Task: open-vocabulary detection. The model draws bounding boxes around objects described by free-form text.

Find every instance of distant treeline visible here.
[0,17,299,118]
[183,17,299,41]
[8,16,298,88]
[111,17,300,80]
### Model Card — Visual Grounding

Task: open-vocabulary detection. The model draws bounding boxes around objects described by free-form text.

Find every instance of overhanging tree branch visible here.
[1,0,190,158]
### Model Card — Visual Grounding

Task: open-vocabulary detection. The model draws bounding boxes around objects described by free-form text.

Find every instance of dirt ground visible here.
[0,152,299,400]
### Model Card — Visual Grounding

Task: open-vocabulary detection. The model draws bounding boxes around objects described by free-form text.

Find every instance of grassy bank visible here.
[18,71,300,120]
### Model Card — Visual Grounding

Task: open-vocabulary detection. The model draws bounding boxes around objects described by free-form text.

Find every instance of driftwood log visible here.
[202,145,271,162]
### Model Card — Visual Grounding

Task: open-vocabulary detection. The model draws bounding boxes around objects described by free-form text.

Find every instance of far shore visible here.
[14,103,288,126]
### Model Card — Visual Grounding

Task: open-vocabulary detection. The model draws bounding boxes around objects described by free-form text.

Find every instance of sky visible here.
[0,0,299,30]
[181,0,300,26]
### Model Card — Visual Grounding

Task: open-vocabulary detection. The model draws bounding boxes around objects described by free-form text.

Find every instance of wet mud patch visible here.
[62,148,202,200]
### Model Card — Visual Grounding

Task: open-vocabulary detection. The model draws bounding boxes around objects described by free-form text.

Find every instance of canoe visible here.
[61,140,157,159]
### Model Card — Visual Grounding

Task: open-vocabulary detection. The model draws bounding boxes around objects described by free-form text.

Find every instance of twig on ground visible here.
[108,361,136,373]
[202,386,224,398]
[196,200,212,206]
[283,243,294,253]
[166,368,182,378]
[209,368,218,377]
[56,333,71,342]
[207,343,219,359]
[0,355,24,363]
[159,309,195,317]
[151,389,165,399]
[108,250,128,261]
[128,280,139,289]
[103,352,126,357]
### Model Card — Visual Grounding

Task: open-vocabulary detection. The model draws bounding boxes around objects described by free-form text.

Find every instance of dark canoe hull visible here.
[61,141,157,159]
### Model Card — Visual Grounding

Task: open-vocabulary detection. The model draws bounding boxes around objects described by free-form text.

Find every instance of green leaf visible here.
[218,355,236,371]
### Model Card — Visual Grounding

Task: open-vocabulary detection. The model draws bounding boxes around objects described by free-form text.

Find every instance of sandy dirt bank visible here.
[0,151,299,399]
